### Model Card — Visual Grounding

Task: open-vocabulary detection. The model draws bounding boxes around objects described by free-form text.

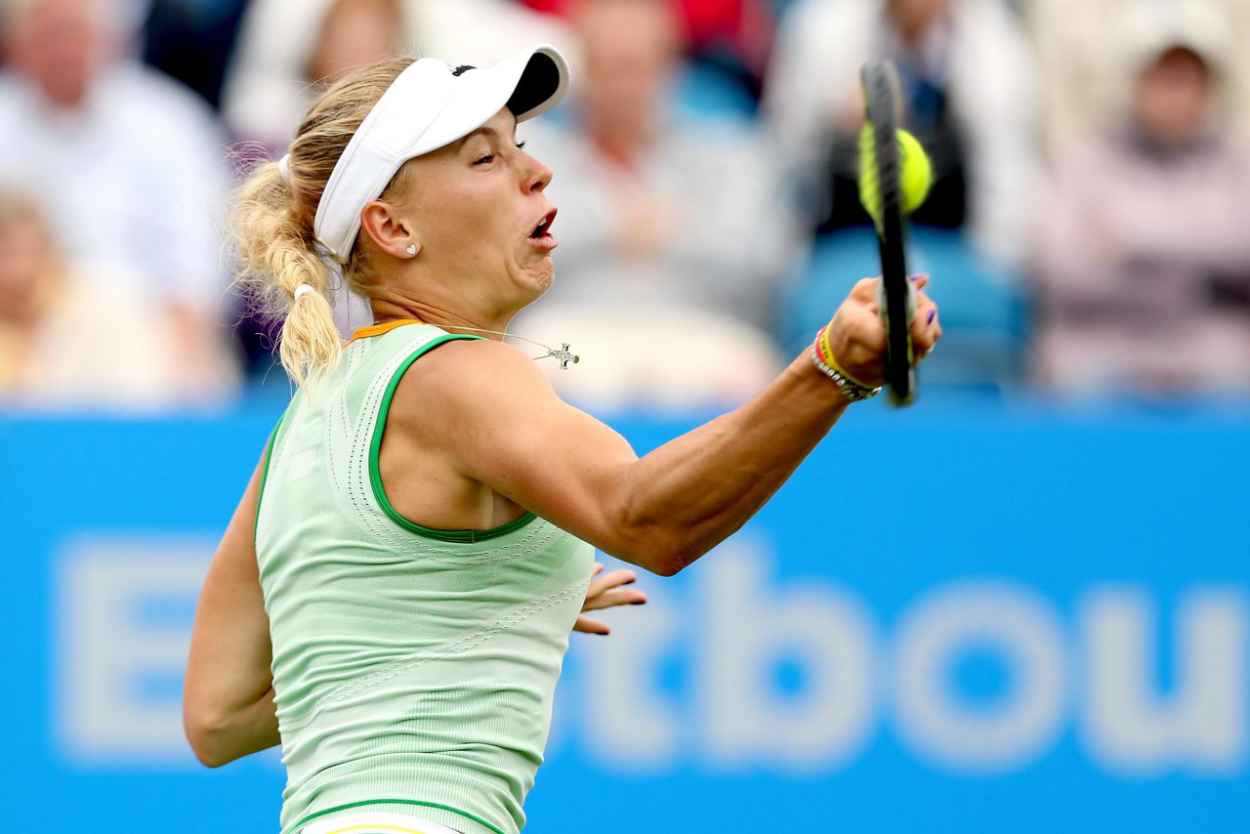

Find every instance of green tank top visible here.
[255,322,596,834]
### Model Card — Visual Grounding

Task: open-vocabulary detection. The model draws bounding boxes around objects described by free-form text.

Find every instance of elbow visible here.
[183,704,234,768]
[645,542,691,577]
[648,557,686,578]
[615,525,698,578]
[610,481,706,577]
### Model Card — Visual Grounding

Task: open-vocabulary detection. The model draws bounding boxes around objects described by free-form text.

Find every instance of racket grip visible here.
[877,278,917,328]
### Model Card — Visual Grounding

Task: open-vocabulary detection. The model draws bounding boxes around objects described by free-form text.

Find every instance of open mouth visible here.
[529,208,557,240]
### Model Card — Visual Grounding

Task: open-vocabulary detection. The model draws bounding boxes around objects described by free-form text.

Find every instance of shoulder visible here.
[675,119,769,158]
[389,336,555,429]
[1051,133,1122,180]
[382,335,568,470]
[0,72,28,104]
[0,73,36,126]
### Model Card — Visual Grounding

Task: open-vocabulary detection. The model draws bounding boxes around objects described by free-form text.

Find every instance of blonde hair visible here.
[231,58,414,386]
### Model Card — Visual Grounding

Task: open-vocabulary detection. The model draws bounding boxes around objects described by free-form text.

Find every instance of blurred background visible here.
[2,0,1248,831]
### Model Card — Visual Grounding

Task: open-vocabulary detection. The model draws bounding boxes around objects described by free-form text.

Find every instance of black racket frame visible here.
[861,61,916,406]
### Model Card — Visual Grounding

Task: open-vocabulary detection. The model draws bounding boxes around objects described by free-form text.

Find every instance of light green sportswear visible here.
[254,322,596,834]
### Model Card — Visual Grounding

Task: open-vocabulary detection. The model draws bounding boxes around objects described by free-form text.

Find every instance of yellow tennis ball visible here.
[897,129,932,214]
[858,127,933,229]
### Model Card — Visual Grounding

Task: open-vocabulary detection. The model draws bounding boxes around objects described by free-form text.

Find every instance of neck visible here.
[591,132,645,168]
[1128,121,1212,161]
[370,295,515,341]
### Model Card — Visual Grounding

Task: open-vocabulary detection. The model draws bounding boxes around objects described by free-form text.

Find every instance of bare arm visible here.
[183,458,280,767]
[405,278,939,575]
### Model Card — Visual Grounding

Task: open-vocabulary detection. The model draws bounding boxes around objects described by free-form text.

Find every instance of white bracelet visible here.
[809,346,882,403]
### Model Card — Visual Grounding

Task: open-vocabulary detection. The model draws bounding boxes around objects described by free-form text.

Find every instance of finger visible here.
[911,301,940,357]
[849,276,879,303]
[582,587,648,613]
[586,569,637,599]
[591,563,605,577]
[909,273,929,290]
[573,615,610,635]
[911,293,935,329]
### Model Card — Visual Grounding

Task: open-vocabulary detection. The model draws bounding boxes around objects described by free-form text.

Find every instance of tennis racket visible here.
[859,61,916,407]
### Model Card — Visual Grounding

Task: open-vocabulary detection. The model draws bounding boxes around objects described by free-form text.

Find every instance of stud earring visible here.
[405,243,418,257]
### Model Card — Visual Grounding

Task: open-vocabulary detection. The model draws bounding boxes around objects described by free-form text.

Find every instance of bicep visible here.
[404,341,651,563]
[185,458,273,717]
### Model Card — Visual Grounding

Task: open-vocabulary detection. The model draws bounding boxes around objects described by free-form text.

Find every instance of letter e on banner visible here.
[56,537,212,765]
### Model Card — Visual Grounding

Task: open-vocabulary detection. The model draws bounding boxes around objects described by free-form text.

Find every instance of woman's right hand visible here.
[821,275,941,387]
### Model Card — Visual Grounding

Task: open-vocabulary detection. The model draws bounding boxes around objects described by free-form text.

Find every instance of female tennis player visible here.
[183,45,940,834]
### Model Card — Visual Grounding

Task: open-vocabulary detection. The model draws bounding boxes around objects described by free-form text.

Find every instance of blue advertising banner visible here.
[2,400,1248,833]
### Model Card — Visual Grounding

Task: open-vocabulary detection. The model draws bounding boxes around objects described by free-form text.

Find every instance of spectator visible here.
[1030,10,1250,396]
[765,0,1037,266]
[1025,0,1250,150]
[221,0,576,148]
[0,0,237,400]
[517,0,797,408]
[222,0,413,355]
[0,189,183,410]
[521,0,777,106]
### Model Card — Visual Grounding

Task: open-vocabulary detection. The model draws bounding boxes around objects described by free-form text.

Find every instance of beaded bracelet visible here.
[810,327,882,403]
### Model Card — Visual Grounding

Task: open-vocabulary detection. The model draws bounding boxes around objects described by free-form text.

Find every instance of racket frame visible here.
[861,62,917,406]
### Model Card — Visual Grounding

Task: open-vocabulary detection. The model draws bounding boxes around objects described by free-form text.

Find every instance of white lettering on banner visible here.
[893,583,1067,771]
[56,538,211,765]
[1081,588,1248,774]
[48,536,1248,776]
[699,546,875,770]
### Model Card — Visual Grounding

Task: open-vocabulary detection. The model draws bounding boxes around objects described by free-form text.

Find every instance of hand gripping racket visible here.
[858,61,916,407]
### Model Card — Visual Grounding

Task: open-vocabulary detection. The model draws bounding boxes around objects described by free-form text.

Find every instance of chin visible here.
[525,260,555,296]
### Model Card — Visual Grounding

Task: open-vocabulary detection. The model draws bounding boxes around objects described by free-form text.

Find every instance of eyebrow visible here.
[457,118,520,149]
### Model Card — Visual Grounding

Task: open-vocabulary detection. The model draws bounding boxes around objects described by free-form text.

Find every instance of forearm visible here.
[183,460,279,767]
[619,349,847,572]
[185,687,280,767]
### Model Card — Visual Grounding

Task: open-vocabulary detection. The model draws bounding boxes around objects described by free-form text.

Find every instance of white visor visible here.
[313,44,570,261]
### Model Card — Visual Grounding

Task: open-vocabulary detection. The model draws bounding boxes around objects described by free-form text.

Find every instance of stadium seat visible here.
[777,228,1030,393]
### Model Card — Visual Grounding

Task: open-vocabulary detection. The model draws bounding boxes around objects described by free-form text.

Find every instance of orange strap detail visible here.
[350,318,425,342]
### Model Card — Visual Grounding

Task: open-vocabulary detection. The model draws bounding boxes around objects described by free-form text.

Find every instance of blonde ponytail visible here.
[231,162,342,386]
[229,58,414,387]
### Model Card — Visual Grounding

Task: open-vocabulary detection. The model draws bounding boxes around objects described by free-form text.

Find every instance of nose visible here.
[521,152,552,195]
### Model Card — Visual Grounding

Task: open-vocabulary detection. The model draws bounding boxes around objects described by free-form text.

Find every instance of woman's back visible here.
[256,322,595,834]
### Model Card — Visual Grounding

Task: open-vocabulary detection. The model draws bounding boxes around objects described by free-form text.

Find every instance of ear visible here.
[359,200,421,259]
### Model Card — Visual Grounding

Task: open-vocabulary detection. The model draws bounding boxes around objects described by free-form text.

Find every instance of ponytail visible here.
[229,59,413,386]
[231,162,342,386]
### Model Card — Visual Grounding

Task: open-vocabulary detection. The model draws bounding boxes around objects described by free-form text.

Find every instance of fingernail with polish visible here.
[927,309,937,325]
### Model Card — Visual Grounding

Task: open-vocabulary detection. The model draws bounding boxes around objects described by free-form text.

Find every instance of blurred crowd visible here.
[2,0,1249,412]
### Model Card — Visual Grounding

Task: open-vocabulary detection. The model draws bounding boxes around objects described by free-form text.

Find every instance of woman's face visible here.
[388,107,558,307]
[307,0,400,82]
[1135,48,1214,147]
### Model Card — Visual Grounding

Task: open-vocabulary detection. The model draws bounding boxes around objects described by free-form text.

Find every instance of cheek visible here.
[417,189,500,251]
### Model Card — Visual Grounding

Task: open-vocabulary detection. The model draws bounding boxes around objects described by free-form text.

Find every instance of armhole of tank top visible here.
[253,411,287,545]
[367,333,539,544]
